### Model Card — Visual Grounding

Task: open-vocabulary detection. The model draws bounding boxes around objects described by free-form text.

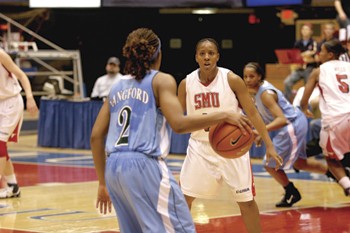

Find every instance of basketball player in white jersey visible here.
[0,48,38,198]
[301,39,350,196]
[178,38,283,233]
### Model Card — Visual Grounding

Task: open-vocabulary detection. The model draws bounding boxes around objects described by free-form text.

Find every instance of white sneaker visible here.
[0,188,8,199]
[7,183,21,198]
[0,184,21,199]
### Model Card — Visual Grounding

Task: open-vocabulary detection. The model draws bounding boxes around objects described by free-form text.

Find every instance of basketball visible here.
[209,122,254,159]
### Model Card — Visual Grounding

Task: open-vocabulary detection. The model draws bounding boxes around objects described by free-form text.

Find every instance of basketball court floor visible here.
[1,134,350,233]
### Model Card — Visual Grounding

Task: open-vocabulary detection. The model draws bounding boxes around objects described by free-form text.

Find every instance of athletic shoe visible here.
[0,188,8,199]
[275,182,301,207]
[7,183,21,198]
[0,184,21,199]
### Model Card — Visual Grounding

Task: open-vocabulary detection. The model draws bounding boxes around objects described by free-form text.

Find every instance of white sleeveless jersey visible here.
[0,63,21,100]
[185,67,241,141]
[318,60,350,123]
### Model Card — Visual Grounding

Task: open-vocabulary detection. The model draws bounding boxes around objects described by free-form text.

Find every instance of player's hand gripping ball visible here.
[209,122,254,159]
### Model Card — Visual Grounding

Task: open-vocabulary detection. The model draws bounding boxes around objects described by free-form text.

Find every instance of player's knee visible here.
[0,141,9,159]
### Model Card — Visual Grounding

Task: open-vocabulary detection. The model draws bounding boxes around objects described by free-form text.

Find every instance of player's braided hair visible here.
[122,28,161,80]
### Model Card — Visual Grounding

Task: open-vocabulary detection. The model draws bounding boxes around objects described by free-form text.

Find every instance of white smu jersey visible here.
[185,67,241,141]
[0,64,21,100]
[318,60,350,122]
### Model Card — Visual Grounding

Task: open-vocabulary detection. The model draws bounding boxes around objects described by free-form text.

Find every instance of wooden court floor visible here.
[2,134,350,233]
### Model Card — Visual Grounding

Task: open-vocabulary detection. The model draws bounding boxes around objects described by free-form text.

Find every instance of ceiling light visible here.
[192,8,218,14]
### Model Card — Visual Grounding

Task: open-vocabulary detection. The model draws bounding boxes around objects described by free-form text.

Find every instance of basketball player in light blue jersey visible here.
[91,28,263,233]
[243,62,332,208]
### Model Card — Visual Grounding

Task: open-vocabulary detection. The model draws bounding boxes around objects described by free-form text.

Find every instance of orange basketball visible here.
[209,122,254,159]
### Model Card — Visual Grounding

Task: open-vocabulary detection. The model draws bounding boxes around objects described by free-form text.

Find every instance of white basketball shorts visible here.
[180,137,255,202]
[0,94,24,142]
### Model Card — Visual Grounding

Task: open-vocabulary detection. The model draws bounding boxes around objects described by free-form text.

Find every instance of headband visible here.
[151,39,161,61]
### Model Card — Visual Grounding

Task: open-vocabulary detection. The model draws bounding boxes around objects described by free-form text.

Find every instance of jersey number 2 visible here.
[115,106,131,146]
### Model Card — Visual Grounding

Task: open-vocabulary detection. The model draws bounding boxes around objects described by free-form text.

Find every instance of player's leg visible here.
[166,168,196,233]
[106,153,196,233]
[237,200,261,233]
[341,153,350,177]
[326,157,350,196]
[0,95,23,198]
[4,159,20,197]
[0,99,8,191]
[264,123,302,207]
[320,116,350,196]
[294,157,336,180]
[180,138,221,209]
[293,157,327,174]
[105,154,143,233]
[264,166,301,207]
[0,141,16,198]
[264,166,290,187]
[222,152,260,232]
[183,194,196,210]
[0,141,7,187]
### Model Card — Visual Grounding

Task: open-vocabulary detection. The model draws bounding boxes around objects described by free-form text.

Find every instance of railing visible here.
[0,12,85,99]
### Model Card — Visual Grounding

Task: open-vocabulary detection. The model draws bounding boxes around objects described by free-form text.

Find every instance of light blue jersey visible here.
[104,70,196,233]
[106,69,170,158]
[255,81,308,169]
[255,81,297,124]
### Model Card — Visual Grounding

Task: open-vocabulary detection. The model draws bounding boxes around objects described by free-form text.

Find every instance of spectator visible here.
[91,57,122,99]
[283,23,318,103]
[317,22,338,52]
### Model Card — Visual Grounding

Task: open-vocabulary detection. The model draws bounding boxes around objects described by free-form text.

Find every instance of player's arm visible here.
[90,100,112,214]
[153,72,249,134]
[91,100,109,185]
[0,49,38,114]
[177,74,249,133]
[228,72,271,141]
[260,90,289,132]
[229,72,283,167]
[300,68,319,118]
[177,78,187,113]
